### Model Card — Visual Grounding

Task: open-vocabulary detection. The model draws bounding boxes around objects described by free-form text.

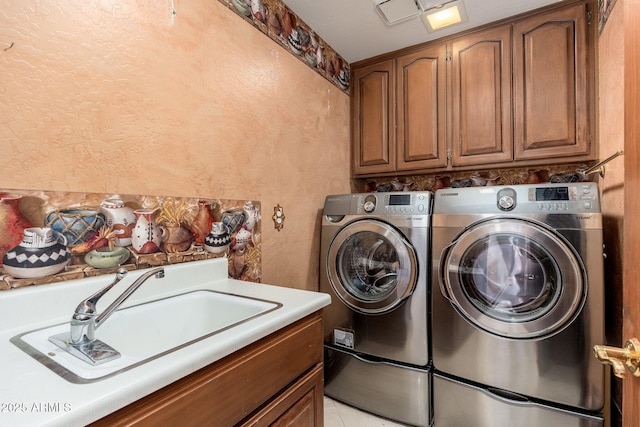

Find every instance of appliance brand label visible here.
[334,329,354,349]
[439,192,459,197]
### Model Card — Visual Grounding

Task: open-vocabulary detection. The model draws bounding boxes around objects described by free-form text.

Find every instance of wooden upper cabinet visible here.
[352,60,396,175]
[450,25,513,167]
[350,1,594,177]
[396,45,448,171]
[513,3,590,160]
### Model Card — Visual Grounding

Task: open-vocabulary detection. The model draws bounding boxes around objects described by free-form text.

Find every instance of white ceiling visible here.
[280,0,564,63]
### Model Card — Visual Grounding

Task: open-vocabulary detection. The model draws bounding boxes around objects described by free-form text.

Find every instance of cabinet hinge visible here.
[587,10,592,25]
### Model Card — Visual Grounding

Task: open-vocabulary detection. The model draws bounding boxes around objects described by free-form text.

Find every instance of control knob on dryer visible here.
[363,194,377,213]
[498,195,515,211]
[363,201,375,213]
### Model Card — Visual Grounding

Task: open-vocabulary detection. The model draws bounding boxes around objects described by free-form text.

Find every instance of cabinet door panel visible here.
[451,25,513,166]
[513,3,590,160]
[241,364,324,427]
[353,61,396,175]
[396,46,447,170]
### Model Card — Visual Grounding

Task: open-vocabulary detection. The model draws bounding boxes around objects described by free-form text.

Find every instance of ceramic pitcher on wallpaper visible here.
[243,201,259,232]
[131,209,162,254]
[98,199,136,247]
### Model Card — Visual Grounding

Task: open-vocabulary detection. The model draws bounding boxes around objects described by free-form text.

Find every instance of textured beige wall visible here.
[599,4,625,215]
[0,0,351,290]
[598,0,624,339]
[598,3,624,419]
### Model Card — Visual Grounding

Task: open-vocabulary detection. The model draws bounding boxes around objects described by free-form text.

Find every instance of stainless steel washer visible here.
[431,183,605,426]
[320,192,432,427]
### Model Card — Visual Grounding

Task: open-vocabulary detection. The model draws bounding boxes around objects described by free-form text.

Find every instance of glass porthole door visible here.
[440,218,586,339]
[327,219,418,315]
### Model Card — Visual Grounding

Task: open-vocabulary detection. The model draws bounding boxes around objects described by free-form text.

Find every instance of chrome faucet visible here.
[49,267,165,365]
[69,267,165,345]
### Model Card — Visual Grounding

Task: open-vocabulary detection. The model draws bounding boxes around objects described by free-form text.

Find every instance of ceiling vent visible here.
[375,0,468,32]
[375,0,422,25]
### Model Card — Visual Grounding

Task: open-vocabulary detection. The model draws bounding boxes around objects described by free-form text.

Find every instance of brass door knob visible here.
[593,338,640,379]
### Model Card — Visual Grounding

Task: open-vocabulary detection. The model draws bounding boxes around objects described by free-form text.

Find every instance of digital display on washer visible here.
[389,194,411,206]
[536,187,569,201]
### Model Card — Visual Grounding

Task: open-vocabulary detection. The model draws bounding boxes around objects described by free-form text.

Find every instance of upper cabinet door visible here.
[352,60,396,175]
[396,45,448,171]
[513,3,591,160]
[450,25,514,167]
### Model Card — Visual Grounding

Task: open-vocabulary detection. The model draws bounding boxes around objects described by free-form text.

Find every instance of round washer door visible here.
[440,218,585,339]
[327,219,418,315]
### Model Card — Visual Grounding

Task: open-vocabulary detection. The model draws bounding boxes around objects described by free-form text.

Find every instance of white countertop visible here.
[0,258,331,426]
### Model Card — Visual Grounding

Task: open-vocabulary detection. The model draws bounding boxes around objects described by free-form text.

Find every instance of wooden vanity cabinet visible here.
[90,312,324,427]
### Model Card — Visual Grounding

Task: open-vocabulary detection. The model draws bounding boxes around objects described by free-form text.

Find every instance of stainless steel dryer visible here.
[321,192,432,427]
[431,183,605,427]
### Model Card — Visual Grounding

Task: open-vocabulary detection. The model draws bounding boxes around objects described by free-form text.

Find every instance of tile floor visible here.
[324,396,409,427]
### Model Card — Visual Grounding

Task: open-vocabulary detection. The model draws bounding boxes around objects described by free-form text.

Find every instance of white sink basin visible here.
[11,290,281,383]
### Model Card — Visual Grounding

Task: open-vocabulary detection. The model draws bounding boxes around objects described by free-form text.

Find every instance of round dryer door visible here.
[440,218,585,339]
[327,219,418,315]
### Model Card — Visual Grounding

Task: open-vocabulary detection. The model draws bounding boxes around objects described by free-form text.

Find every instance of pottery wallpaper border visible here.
[218,0,350,93]
[0,189,262,291]
[360,162,607,193]
[598,0,618,32]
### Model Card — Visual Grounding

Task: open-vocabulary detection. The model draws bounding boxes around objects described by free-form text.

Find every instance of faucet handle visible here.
[73,268,128,318]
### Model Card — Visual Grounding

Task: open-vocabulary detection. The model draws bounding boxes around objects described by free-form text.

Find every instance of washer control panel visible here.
[358,192,432,215]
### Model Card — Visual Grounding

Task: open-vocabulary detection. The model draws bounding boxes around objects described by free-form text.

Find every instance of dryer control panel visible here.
[527,184,598,212]
[359,192,432,215]
[433,183,600,214]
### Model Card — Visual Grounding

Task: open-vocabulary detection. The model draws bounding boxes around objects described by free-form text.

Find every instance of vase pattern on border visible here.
[218,0,350,94]
[0,190,263,290]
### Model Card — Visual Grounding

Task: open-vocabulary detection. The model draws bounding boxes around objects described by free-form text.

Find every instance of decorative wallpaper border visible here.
[0,189,261,290]
[362,162,602,193]
[218,0,350,94]
[598,0,618,32]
